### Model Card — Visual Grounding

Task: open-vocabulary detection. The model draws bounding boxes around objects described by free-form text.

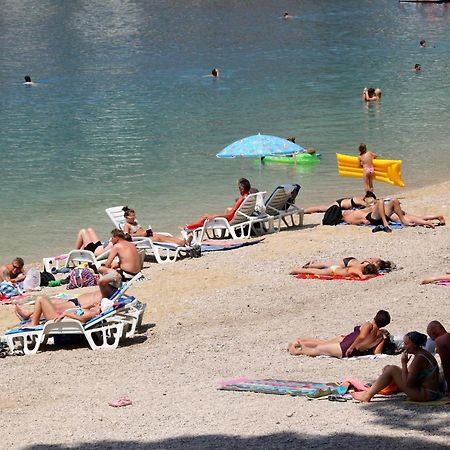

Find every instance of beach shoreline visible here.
[1,178,449,448]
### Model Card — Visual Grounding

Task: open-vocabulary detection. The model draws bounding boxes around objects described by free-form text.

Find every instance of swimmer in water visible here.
[211,68,219,78]
[420,39,426,48]
[283,11,292,20]
[414,64,421,72]
[24,75,33,85]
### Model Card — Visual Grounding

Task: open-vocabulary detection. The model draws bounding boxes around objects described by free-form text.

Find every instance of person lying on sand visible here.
[181,178,252,231]
[304,192,376,214]
[15,294,101,326]
[0,257,26,283]
[122,206,192,247]
[352,331,440,402]
[288,310,391,358]
[300,257,393,272]
[290,261,379,279]
[421,269,450,285]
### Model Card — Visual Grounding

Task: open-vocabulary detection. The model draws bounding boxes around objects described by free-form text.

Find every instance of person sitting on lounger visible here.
[182,178,252,231]
[290,261,379,279]
[304,192,376,214]
[421,269,450,285]
[301,257,394,272]
[75,228,114,257]
[352,331,440,402]
[0,257,26,283]
[97,229,142,298]
[15,294,101,326]
[122,207,192,247]
[288,310,391,358]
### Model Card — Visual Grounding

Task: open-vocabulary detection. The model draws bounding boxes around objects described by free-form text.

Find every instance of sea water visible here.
[1,0,449,262]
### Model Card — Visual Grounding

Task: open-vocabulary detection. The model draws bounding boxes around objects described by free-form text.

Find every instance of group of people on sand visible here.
[288,313,450,403]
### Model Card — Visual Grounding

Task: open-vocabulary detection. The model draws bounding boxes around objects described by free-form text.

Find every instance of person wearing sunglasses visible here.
[0,257,26,283]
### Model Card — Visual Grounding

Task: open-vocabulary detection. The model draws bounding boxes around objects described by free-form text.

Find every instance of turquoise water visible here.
[1,0,450,262]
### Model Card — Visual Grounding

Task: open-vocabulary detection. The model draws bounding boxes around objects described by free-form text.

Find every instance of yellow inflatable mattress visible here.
[336,153,405,187]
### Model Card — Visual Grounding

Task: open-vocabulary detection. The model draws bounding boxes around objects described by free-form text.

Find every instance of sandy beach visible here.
[1,180,449,449]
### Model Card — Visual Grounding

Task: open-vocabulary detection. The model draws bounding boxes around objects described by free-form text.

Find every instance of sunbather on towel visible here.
[421,269,450,285]
[75,227,114,256]
[352,331,440,402]
[0,257,26,283]
[304,192,376,214]
[15,294,101,326]
[97,229,141,298]
[300,257,393,272]
[181,178,252,231]
[288,310,391,358]
[290,261,379,279]
[122,207,192,246]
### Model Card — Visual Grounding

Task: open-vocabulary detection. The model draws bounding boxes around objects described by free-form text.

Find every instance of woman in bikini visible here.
[289,261,379,279]
[75,228,113,256]
[122,207,192,247]
[303,192,376,214]
[352,331,440,402]
[358,143,377,193]
[299,257,393,272]
[15,294,102,326]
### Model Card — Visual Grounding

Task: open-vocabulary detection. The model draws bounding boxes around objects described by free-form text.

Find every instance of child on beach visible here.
[358,143,378,193]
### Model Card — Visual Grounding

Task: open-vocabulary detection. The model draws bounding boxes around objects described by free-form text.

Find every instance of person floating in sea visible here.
[362,87,381,102]
[420,39,426,48]
[287,310,391,358]
[211,68,219,78]
[23,75,33,85]
[358,143,377,193]
[414,64,421,72]
[283,11,292,20]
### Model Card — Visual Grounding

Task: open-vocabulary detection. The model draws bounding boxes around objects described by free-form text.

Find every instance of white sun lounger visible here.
[264,184,304,229]
[3,273,145,354]
[105,206,193,263]
[200,192,274,240]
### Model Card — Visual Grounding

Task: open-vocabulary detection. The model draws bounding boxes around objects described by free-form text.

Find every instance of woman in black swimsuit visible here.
[304,192,376,214]
[299,257,393,271]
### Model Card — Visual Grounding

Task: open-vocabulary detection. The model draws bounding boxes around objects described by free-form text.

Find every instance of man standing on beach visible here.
[426,321,450,399]
[0,257,26,283]
[97,229,141,297]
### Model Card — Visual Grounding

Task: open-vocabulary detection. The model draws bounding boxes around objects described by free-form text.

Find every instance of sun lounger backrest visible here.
[265,184,301,215]
[106,206,127,230]
[229,193,258,225]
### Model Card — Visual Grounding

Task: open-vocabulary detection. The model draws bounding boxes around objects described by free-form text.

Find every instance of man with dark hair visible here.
[288,310,391,358]
[427,321,450,399]
[98,229,141,298]
[0,257,26,283]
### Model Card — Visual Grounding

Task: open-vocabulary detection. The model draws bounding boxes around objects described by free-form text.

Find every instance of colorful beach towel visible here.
[201,238,264,252]
[218,378,349,397]
[339,221,404,230]
[294,273,382,281]
[435,280,450,286]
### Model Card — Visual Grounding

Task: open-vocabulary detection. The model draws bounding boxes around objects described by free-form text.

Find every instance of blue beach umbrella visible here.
[216,134,304,159]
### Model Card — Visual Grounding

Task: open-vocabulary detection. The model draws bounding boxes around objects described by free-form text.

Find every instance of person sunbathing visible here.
[352,331,440,402]
[181,178,252,231]
[122,206,192,247]
[75,227,113,256]
[390,211,445,228]
[304,192,376,214]
[421,269,450,285]
[288,310,391,358]
[15,294,101,326]
[301,257,393,272]
[290,261,379,279]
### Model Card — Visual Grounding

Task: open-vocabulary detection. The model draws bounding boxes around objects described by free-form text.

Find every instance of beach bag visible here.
[322,205,343,226]
[66,267,97,290]
[39,271,55,287]
[22,268,41,290]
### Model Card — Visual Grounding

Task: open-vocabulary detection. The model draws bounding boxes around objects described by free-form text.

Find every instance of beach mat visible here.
[201,238,264,252]
[294,273,382,281]
[218,378,348,396]
[339,221,404,230]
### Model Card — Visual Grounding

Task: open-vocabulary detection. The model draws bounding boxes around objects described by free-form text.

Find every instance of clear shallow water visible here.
[1,0,450,262]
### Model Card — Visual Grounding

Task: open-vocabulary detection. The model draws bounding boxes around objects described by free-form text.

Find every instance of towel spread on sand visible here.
[435,280,450,286]
[201,238,264,252]
[339,221,404,229]
[294,273,382,281]
[218,378,349,396]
